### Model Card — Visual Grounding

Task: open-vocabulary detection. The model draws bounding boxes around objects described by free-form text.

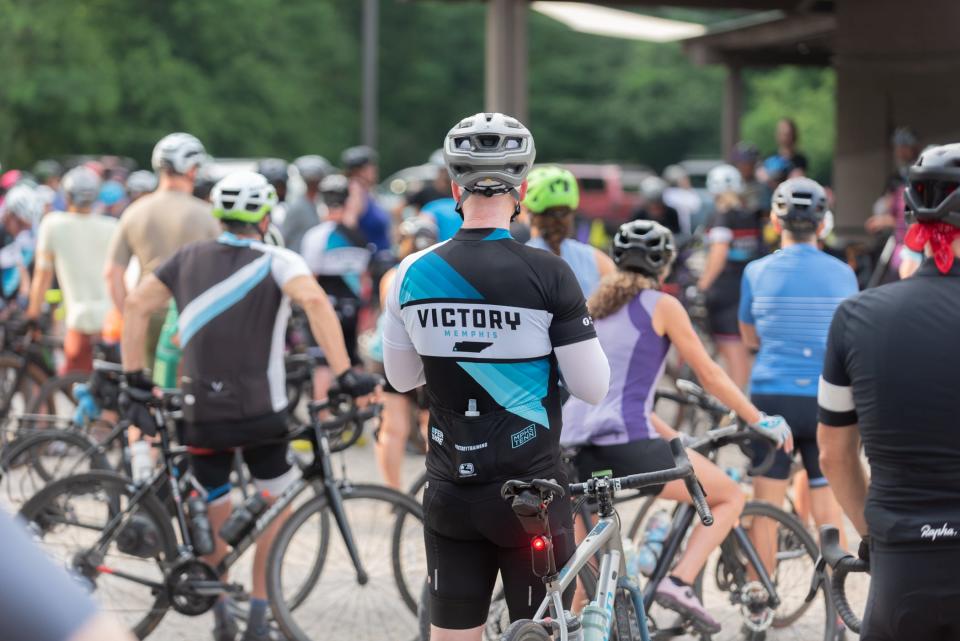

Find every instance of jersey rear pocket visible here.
[182,376,240,424]
[427,405,553,484]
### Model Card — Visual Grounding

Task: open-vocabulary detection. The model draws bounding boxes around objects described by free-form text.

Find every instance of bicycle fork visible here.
[318,436,368,585]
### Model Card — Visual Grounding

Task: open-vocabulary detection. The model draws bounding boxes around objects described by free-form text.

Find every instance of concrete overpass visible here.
[429,0,960,233]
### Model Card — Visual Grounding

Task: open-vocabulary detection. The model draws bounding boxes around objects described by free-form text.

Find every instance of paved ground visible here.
[4,434,866,641]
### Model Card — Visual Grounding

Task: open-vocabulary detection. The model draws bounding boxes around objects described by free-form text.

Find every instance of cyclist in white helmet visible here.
[0,184,43,302]
[698,164,763,390]
[104,132,220,367]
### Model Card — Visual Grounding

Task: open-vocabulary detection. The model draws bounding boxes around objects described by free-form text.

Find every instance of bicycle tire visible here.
[18,470,178,639]
[701,501,826,641]
[501,620,551,641]
[0,353,51,433]
[1,428,111,497]
[614,585,645,641]
[25,371,86,419]
[268,483,425,641]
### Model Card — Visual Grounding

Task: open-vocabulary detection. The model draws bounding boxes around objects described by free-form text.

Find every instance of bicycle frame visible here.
[529,513,627,641]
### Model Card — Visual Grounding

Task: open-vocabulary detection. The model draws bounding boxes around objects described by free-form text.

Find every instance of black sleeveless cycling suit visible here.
[383,226,597,628]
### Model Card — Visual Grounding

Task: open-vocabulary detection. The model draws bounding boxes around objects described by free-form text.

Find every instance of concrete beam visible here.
[485,0,528,122]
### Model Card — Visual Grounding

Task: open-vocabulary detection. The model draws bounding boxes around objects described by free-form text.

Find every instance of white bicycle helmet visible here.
[442,112,536,213]
[1,185,43,227]
[126,170,158,196]
[211,171,278,223]
[151,133,207,174]
[62,166,102,207]
[706,164,744,196]
[293,155,332,183]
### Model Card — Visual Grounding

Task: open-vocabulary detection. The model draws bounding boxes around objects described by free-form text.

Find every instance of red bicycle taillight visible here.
[532,536,547,551]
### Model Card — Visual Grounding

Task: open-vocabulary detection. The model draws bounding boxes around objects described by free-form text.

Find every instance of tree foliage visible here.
[0,0,834,180]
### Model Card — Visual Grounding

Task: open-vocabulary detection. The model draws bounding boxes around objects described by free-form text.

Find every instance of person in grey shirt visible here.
[0,509,134,641]
[282,155,331,254]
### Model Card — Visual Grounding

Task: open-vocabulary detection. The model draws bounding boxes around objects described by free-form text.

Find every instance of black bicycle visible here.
[19,392,426,641]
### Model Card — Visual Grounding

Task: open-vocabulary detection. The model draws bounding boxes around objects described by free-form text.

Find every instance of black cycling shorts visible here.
[423,476,575,629]
[573,438,675,496]
[190,442,292,501]
[748,394,826,486]
[705,270,743,339]
[861,542,960,641]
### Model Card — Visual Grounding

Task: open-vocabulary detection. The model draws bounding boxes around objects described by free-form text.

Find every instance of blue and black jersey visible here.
[383,227,596,483]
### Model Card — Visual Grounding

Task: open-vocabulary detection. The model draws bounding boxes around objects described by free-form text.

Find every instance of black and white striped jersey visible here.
[383,226,598,483]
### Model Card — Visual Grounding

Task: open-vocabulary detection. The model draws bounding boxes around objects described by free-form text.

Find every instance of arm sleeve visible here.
[382,268,425,392]
[106,215,132,267]
[548,261,598,348]
[555,338,609,404]
[818,302,858,426]
[738,267,755,324]
[0,511,98,641]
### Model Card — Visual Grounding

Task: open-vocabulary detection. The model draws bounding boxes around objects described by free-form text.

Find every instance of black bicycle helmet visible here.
[341,146,378,170]
[770,177,830,233]
[612,220,675,277]
[256,158,289,186]
[904,143,960,228]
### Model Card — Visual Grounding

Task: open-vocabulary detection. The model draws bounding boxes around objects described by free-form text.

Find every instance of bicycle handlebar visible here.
[567,438,714,527]
[812,526,869,633]
[304,395,382,453]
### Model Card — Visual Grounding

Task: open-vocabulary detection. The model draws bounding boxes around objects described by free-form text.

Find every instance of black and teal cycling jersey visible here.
[383,227,596,484]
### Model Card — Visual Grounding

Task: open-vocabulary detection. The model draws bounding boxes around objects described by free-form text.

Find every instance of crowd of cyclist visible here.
[0,110,957,641]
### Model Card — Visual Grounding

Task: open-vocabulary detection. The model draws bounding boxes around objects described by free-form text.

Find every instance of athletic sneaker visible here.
[654,576,721,634]
[241,624,284,641]
[213,615,238,641]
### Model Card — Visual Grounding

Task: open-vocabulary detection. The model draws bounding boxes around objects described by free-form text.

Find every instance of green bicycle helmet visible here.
[523,166,579,214]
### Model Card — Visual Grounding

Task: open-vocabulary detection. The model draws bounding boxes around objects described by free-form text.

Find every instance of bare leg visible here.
[251,496,290,599]
[792,470,812,527]
[430,626,483,641]
[205,498,234,579]
[661,450,745,584]
[374,393,413,490]
[748,477,790,574]
[715,340,752,390]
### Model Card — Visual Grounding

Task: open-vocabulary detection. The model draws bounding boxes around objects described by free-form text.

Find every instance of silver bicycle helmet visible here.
[442,112,536,215]
[62,166,102,207]
[151,133,207,175]
[771,177,830,233]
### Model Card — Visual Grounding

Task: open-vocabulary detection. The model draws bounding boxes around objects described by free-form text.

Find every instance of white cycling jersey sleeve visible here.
[555,337,610,405]
[382,270,426,392]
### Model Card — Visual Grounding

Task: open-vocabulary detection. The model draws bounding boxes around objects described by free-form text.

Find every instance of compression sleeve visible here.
[0,510,98,641]
[738,266,755,324]
[382,268,425,392]
[818,301,858,427]
[555,337,609,404]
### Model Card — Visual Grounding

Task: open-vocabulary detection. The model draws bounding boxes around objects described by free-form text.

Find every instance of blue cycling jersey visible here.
[526,237,601,298]
[739,244,857,396]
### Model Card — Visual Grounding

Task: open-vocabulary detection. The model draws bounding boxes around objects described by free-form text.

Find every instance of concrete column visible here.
[833,0,960,234]
[721,64,743,157]
[485,0,528,123]
[362,0,379,149]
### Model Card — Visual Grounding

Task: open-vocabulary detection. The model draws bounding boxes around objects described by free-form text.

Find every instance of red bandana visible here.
[904,221,960,274]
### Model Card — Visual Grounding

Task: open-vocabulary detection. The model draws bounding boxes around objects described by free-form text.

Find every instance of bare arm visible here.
[104,262,129,312]
[121,275,173,371]
[69,613,136,641]
[654,294,761,424]
[697,242,729,291]
[25,260,54,320]
[594,248,616,279]
[283,275,351,376]
[650,412,680,440]
[739,321,760,351]
[817,423,869,536]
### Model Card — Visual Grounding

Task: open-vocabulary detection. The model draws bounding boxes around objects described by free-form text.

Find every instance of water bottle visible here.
[636,509,671,576]
[580,603,611,641]
[131,440,153,485]
[219,492,269,546]
[152,301,181,388]
[186,494,215,556]
[725,466,742,483]
[622,538,644,581]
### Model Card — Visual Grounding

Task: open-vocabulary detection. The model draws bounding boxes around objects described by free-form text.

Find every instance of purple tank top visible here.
[561,289,671,446]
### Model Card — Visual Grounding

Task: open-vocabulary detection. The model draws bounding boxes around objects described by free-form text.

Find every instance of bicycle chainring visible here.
[166,559,221,616]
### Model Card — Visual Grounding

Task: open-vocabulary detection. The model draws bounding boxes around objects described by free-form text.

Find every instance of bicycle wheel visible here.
[268,483,426,641]
[18,470,178,639]
[394,471,429,612]
[701,501,828,641]
[0,353,50,434]
[1,429,112,505]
